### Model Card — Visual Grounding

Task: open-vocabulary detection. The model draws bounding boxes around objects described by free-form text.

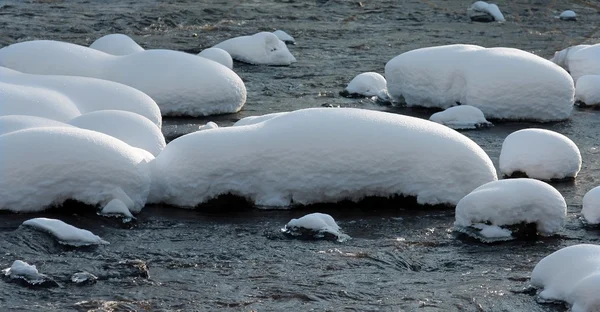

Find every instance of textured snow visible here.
[455,178,566,239]
[559,10,577,20]
[198,47,233,69]
[499,128,581,180]
[0,127,150,213]
[550,44,591,72]
[273,30,295,44]
[470,1,505,22]
[429,105,492,130]
[583,186,600,225]
[0,40,246,117]
[22,218,108,246]
[531,244,600,311]
[0,66,161,127]
[565,44,600,82]
[149,108,497,208]
[101,199,134,218]
[385,44,575,121]
[575,75,600,106]
[213,32,297,65]
[89,34,144,56]
[233,112,289,127]
[345,72,388,97]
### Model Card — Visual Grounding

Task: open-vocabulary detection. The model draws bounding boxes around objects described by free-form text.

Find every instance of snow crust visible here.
[429,105,492,130]
[455,178,567,239]
[0,40,246,116]
[550,44,591,72]
[273,30,295,44]
[22,218,108,246]
[344,72,388,97]
[575,75,600,106]
[531,244,600,311]
[213,32,297,66]
[565,44,600,82]
[470,1,505,22]
[385,44,575,121]
[198,47,233,69]
[583,186,600,225]
[149,108,497,208]
[233,112,289,127]
[0,127,150,213]
[89,34,144,56]
[499,128,581,180]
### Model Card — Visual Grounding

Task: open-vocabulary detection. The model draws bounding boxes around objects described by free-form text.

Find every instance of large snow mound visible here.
[583,186,600,225]
[0,66,161,127]
[531,244,600,311]
[198,48,233,69]
[343,72,388,98]
[385,44,575,121]
[213,32,297,66]
[469,1,505,22]
[0,40,246,117]
[499,128,581,180]
[429,105,492,130]
[233,112,289,127]
[89,34,144,56]
[575,75,600,106]
[149,108,497,208]
[455,178,566,241]
[22,218,108,246]
[0,127,150,213]
[564,44,600,82]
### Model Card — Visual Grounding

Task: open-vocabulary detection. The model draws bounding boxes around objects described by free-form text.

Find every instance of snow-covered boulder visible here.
[550,44,591,72]
[22,218,108,246]
[0,40,246,116]
[341,72,388,98]
[0,127,151,213]
[468,1,505,22]
[198,47,233,69]
[531,244,600,311]
[499,128,581,180]
[564,44,600,82]
[89,34,144,56]
[583,186,600,225]
[454,178,566,242]
[429,105,492,130]
[0,66,161,127]
[233,112,288,127]
[559,10,577,21]
[385,45,575,121]
[575,75,600,106]
[273,30,295,44]
[2,260,58,287]
[213,32,297,66]
[149,108,497,208]
[282,213,350,242]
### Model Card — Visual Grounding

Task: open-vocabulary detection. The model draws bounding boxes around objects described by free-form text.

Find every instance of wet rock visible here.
[71,271,98,285]
[99,259,149,280]
[468,10,495,23]
[2,260,59,288]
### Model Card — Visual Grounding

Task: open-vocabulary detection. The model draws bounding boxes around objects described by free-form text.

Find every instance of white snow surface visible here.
[273,30,295,43]
[345,72,388,97]
[233,112,289,127]
[499,128,581,180]
[198,121,219,131]
[4,260,39,278]
[287,213,341,233]
[101,199,134,218]
[0,40,246,117]
[575,75,600,106]
[455,178,567,236]
[550,44,591,72]
[470,1,505,22]
[213,32,297,66]
[69,110,165,156]
[583,186,600,225]
[385,44,575,121]
[0,66,161,127]
[0,115,74,136]
[559,10,577,20]
[429,105,492,130]
[198,48,233,69]
[531,244,600,311]
[0,127,150,213]
[564,44,600,82]
[22,218,108,246]
[89,34,144,56]
[149,108,497,208]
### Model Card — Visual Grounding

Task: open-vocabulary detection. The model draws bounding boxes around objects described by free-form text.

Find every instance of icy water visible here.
[2,0,600,311]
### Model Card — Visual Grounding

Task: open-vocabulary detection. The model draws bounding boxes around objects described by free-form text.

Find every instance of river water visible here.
[1,1,600,311]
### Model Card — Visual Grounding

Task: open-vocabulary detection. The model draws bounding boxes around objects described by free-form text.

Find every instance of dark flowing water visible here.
[1,1,600,311]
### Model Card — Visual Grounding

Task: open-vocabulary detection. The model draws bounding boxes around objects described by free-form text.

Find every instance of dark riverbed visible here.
[1,0,600,311]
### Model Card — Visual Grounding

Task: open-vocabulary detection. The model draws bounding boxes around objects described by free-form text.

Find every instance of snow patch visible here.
[429,105,492,130]
[22,218,108,246]
[213,32,297,66]
[198,47,233,69]
[90,34,144,56]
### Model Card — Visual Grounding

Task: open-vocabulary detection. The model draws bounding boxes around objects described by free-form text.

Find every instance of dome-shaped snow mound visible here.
[429,105,492,130]
[455,178,566,242]
[0,127,151,213]
[559,10,577,21]
[531,244,600,311]
[385,44,575,121]
[213,32,297,66]
[583,186,600,225]
[563,44,600,82]
[283,213,350,242]
[499,128,581,181]
[342,72,388,98]
[575,75,600,106]
[198,47,233,69]
[0,40,246,117]
[149,108,497,208]
[90,34,144,56]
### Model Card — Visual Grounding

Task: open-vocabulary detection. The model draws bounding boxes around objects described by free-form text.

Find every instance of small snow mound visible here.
[101,199,134,219]
[22,218,109,246]
[2,260,58,287]
[213,32,297,66]
[500,128,581,181]
[429,105,492,130]
[198,48,233,69]
[199,121,219,131]
[233,112,289,127]
[468,1,505,22]
[90,34,144,56]
[575,75,600,106]
[559,10,577,21]
[273,30,295,44]
[455,178,566,242]
[283,213,350,242]
[583,186,600,225]
[342,72,388,98]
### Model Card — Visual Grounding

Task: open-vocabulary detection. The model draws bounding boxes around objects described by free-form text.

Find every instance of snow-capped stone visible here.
[283,213,350,242]
[559,10,577,21]
[100,199,134,219]
[531,244,600,311]
[89,34,144,56]
[499,128,581,180]
[550,44,591,72]
[583,186,600,225]
[468,1,505,22]
[564,44,600,82]
[71,272,98,285]
[454,178,567,242]
[198,121,219,131]
[0,127,150,213]
[385,44,574,121]
[0,40,246,117]
[273,30,295,44]
[429,105,492,130]
[575,75,600,106]
[2,260,58,287]
[342,72,388,98]
[198,47,233,69]
[233,112,288,127]
[149,108,497,208]
[22,218,108,246]
[213,32,297,66]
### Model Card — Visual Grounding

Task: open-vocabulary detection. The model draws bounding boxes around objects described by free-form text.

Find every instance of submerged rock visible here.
[559,10,577,21]
[71,271,98,285]
[2,260,59,288]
